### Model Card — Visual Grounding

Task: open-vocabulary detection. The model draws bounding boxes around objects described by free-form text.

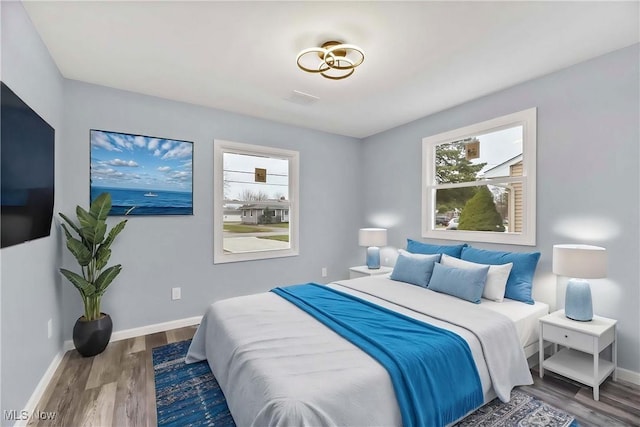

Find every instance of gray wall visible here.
[0,1,65,420]
[60,81,363,338]
[361,44,640,373]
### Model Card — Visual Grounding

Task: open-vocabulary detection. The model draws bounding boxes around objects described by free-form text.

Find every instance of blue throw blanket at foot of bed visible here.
[271,283,483,427]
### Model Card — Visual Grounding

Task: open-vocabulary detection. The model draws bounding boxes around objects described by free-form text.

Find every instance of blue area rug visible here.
[453,389,579,427]
[153,340,235,426]
[153,340,579,427]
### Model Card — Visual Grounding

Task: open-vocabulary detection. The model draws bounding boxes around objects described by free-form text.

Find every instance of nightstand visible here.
[349,265,393,279]
[539,310,617,401]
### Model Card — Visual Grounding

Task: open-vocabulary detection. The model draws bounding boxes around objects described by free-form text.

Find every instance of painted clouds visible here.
[90,130,193,191]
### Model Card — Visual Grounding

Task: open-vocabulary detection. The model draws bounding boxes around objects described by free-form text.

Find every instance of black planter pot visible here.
[73,313,113,357]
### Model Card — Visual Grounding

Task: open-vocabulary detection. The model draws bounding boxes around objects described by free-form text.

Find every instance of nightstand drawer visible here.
[543,324,593,353]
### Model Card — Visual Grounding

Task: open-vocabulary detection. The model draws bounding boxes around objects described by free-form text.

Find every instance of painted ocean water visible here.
[91,187,193,216]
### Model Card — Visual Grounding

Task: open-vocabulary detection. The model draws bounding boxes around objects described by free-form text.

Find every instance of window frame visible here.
[421,108,537,246]
[213,139,300,263]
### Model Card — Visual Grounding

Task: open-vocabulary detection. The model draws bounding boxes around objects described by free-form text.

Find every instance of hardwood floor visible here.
[28,326,640,426]
[523,367,640,427]
[27,326,197,427]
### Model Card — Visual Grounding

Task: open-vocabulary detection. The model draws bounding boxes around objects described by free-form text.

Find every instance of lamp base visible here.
[565,278,593,322]
[366,246,380,269]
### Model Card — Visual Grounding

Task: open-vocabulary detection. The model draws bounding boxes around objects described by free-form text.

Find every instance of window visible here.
[214,140,299,263]
[422,108,536,246]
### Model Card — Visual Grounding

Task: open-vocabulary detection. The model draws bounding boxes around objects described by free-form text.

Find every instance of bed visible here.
[186,272,549,427]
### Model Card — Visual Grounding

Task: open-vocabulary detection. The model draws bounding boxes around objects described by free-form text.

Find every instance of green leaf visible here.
[94,222,107,244]
[60,223,74,241]
[60,269,96,297]
[95,246,111,271]
[66,237,93,266]
[79,226,95,246]
[59,213,82,237]
[90,193,112,221]
[102,219,127,249]
[94,265,122,295]
[81,221,107,246]
[76,205,97,231]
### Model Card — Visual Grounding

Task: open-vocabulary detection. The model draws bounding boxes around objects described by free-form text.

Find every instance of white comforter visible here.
[186,276,533,427]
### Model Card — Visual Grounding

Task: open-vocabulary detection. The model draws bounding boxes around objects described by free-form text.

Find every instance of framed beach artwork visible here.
[90,129,193,215]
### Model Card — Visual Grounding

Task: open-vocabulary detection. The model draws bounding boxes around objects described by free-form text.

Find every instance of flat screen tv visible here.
[1,82,55,248]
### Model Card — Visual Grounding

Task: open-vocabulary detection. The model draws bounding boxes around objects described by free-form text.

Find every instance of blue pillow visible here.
[390,250,441,288]
[406,239,467,258]
[427,263,489,304]
[460,246,541,304]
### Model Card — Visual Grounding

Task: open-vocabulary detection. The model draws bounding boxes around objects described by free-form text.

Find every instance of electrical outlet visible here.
[47,319,52,339]
[321,267,327,278]
[172,287,181,300]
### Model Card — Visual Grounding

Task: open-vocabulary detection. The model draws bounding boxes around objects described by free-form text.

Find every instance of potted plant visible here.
[59,192,127,357]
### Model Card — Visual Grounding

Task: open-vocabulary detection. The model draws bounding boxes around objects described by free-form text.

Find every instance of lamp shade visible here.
[358,228,387,247]
[552,244,607,279]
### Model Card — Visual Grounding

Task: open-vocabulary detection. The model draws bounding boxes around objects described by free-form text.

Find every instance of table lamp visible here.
[358,228,387,269]
[552,244,607,321]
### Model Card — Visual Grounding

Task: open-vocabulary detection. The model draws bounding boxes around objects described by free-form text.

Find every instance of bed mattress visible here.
[186,276,535,427]
[358,274,549,349]
[480,296,549,348]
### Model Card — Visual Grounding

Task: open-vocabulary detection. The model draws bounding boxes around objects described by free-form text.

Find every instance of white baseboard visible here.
[616,366,640,385]
[15,351,65,427]
[62,315,202,352]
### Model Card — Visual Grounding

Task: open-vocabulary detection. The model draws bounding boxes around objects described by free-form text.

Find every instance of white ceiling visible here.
[22,1,639,138]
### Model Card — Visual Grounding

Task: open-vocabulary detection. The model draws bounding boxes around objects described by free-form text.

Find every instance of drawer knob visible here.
[564,334,568,338]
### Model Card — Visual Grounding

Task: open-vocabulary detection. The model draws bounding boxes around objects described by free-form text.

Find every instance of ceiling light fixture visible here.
[296,41,365,80]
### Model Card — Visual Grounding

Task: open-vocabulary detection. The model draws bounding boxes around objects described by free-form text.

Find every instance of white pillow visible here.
[440,253,513,302]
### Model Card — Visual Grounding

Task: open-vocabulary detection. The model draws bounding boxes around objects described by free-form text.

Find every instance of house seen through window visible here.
[422,108,536,246]
[214,140,299,263]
